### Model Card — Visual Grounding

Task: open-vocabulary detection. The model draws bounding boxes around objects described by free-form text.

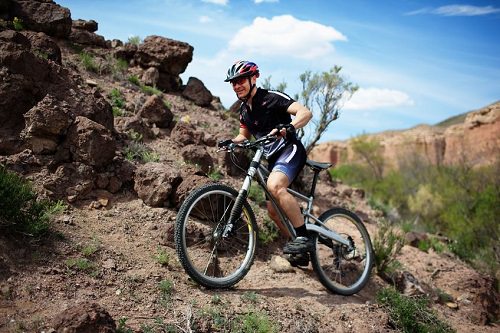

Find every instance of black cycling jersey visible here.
[238,87,296,140]
[238,88,305,168]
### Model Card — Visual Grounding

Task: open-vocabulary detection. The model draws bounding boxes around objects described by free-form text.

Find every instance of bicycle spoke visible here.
[175,184,257,288]
[310,208,373,295]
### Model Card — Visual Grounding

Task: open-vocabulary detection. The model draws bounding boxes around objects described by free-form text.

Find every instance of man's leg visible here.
[266,201,292,238]
[267,171,303,227]
[267,171,313,254]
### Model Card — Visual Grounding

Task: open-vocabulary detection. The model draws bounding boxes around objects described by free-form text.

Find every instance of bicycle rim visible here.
[311,207,373,295]
[175,184,257,289]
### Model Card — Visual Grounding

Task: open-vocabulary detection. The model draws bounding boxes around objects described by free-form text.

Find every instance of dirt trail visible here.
[1,187,497,332]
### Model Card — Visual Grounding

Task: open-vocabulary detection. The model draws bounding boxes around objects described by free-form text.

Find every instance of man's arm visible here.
[232,127,251,143]
[287,102,312,129]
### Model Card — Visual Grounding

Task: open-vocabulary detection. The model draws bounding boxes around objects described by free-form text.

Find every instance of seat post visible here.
[309,169,321,198]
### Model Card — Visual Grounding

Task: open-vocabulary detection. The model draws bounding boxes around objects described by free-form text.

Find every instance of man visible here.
[219,60,314,256]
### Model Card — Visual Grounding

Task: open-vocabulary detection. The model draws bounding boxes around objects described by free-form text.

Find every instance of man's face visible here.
[230,75,255,99]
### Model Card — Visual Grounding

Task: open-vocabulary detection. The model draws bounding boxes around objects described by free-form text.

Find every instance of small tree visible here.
[351,135,385,181]
[296,66,358,153]
[261,75,287,92]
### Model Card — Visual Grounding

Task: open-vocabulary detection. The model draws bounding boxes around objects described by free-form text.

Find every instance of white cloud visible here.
[254,0,279,4]
[201,0,228,6]
[344,87,415,110]
[406,5,500,16]
[228,15,347,59]
[199,15,213,23]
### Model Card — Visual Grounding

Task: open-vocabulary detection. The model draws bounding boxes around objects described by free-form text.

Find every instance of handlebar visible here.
[217,134,277,153]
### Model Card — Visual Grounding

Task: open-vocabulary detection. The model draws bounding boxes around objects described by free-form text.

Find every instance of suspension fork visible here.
[224,148,265,236]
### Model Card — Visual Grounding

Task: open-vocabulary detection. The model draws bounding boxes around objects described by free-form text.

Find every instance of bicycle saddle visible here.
[306,160,332,171]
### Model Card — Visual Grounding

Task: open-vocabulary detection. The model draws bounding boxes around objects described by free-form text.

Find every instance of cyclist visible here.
[219,60,314,256]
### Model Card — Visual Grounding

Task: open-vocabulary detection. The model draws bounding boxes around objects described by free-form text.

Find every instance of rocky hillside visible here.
[310,102,500,170]
[0,1,498,332]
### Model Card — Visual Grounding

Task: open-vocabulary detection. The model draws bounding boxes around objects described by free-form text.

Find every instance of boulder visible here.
[67,116,116,167]
[221,149,250,176]
[0,30,114,155]
[135,35,193,75]
[134,35,193,92]
[21,30,61,63]
[43,162,95,200]
[11,0,72,38]
[72,19,98,32]
[137,94,173,128]
[141,66,159,86]
[173,173,212,208]
[50,301,116,333]
[134,162,183,207]
[182,77,213,107]
[405,231,428,248]
[21,94,75,154]
[115,115,155,140]
[114,42,137,61]
[171,121,204,146]
[181,145,213,173]
[69,28,107,47]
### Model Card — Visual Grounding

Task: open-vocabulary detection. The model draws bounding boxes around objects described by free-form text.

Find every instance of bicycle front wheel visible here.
[310,207,373,295]
[175,183,258,289]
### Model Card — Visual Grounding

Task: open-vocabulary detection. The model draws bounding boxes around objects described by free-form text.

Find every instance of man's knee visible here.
[267,180,287,197]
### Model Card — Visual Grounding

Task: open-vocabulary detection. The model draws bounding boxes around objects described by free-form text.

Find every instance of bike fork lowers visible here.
[225,148,264,233]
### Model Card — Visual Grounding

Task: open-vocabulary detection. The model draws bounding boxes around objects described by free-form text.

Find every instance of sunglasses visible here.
[230,77,248,86]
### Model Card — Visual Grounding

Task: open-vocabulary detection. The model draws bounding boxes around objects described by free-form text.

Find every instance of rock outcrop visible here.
[310,101,500,170]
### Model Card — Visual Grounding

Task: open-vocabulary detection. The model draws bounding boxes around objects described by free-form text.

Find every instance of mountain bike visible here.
[174,134,374,295]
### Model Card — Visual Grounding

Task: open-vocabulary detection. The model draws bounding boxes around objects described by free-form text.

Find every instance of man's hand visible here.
[217,139,234,148]
[271,124,295,139]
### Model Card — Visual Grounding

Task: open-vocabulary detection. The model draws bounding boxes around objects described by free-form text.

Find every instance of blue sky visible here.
[58,0,500,141]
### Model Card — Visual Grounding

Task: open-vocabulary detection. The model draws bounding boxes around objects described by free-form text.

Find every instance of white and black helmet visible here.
[224,60,259,82]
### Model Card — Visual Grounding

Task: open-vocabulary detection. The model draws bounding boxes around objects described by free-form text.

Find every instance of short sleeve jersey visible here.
[239,88,295,139]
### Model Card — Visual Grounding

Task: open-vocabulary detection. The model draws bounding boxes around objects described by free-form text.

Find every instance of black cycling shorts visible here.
[267,142,306,184]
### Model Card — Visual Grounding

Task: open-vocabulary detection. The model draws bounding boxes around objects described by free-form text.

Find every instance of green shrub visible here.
[158,279,174,307]
[248,183,265,206]
[116,317,134,333]
[233,311,278,333]
[82,238,100,257]
[109,88,125,116]
[127,130,143,143]
[128,75,141,86]
[240,291,259,304]
[142,151,160,163]
[109,88,125,108]
[123,142,159,162]
[373,220,405,278]
[258,217,279,245]
[376,287,454,333]
[13,17,23,31]
[208,167,223,181]
[65,258,95,272]
[333,157,499,276]
[108,56,128,80]
[79,52,99,73]
[154,248,170,266]
[127,35,141,45]
[141,84,162,96]
[0,166,63,237]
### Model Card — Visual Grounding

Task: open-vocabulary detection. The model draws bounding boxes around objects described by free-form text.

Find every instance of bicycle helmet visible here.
[224,60,259,82]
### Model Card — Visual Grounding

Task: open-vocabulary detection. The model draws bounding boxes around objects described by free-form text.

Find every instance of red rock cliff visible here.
[309,101,500,169]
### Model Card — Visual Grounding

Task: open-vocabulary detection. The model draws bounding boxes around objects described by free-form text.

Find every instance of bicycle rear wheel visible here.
[310,207,373,295]
[175,183,257,289]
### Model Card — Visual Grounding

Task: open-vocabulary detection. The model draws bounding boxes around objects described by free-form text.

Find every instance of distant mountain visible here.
[310,101,500,169]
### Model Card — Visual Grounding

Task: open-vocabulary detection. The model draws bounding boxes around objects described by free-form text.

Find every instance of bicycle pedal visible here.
[286,253,310,267]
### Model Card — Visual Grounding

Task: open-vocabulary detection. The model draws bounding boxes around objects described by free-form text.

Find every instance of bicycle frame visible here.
[235,144,353,249]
